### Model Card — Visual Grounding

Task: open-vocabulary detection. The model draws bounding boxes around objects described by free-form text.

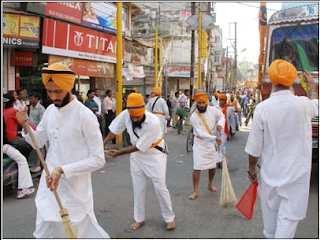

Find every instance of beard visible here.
[197,105,207,113]
[132,114,146,129]
[54,92,71,108]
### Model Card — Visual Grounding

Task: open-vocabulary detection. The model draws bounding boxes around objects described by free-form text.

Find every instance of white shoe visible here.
[17,187,35,199]
[30,166,41,172]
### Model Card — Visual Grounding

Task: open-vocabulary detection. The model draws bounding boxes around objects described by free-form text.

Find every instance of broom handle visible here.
[23,122,64,210]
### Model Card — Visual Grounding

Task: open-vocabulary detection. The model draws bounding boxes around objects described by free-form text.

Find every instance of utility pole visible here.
[225,46,228,91]
[234,22,237,91]
[197,6,201,90]
[190,2,195,104]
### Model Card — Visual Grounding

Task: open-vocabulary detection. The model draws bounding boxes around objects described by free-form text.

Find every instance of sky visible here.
[215,2,283,64]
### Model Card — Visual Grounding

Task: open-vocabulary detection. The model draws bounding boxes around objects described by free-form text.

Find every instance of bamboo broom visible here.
[23,122,77,238]
[218,134,237,208]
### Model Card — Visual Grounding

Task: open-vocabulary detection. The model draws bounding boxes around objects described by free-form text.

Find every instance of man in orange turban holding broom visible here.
[245,60,318,238]
[188,90,225,200]
[104,93,176,230]
[16,62,109,238]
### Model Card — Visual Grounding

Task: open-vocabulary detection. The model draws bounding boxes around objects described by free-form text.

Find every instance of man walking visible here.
[104,90,115,142]
[14,89,28,112]
[171,92,179,128]
[146,87,170,136]
[84,90,99,114]
[188,90,224,200]
[16,62,109,238]
[245,60,319,238]
[28,93,45,127]
[93,88,104,136]
[104,93,176,230]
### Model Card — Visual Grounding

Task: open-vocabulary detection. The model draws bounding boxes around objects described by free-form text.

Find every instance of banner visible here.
[3,13,40,48]
[128,64,145,78]
[42,18,124,63]
[258,2,267,87]
[49,55,114,78]
[167,66,198,78]
[124,40,149,65]
[82,2,125,34]
[46,2,83,24]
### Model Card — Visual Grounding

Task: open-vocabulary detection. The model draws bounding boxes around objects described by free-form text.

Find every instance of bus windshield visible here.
[269,23,319,72]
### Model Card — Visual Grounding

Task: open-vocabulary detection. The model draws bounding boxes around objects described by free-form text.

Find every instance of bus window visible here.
[269,23,319,72]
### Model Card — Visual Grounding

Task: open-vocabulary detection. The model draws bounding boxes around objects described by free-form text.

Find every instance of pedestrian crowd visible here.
[3,60,319,238]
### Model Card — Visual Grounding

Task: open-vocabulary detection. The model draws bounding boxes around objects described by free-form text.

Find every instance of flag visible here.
[236,183,258,220]
[258,2,267,87]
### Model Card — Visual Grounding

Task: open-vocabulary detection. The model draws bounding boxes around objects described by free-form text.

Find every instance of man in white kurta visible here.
[245,60,319,238]
[104,93,175,230]
[145,87,170,136]
[16,62,109,238]
[188,90,225,200]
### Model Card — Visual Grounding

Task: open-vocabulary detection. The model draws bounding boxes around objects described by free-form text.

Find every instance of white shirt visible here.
[145,96,170,135]
[14,99,27,111]
[29,102,46,126]
[245,90,318,220]
[112,98,116,113]
[178,94,188,108]
[93,96,102,115]
[190,106,225,170]
[24,96,105,222]
[109,110,165,158]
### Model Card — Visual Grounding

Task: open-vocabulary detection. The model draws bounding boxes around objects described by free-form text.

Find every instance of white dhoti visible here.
[130,151,175,223]
[33,213,110,238]
[3,144,33,189]
[193,137,217,170]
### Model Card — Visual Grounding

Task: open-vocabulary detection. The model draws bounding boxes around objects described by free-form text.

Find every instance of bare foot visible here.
[130,221,145,230]
[208,185,218,192]
[188,192,198,200]
[167,221,176,230]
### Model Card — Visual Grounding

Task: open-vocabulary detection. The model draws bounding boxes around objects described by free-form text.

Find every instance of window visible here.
[269,23,318,71]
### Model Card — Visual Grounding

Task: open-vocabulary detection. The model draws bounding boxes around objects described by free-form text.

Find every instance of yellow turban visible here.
[127,93,145,116]
[268,59,297,87]
[194,90,209,103]
[42,62,75,92]
[219,94,227,100]
[153,87,162,96]
[214,92,219,98]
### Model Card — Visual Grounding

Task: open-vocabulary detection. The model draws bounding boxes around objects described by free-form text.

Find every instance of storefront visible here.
[167,66,197,93]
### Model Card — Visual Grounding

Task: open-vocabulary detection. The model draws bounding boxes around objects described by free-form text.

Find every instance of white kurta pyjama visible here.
[109,110,175,223]
[24,97,109,238]
[146,96,170,135]
[245,90,318,238]
[190,106,225,170]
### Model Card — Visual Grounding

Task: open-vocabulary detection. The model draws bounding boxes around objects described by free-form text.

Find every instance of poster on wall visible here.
[42,18,125,63]
[46,2,83,24]
[82,2,125,34]
[3,13,40,47]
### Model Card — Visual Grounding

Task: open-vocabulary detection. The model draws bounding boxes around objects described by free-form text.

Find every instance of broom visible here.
[218,133,237,208]
[23,122,77,238]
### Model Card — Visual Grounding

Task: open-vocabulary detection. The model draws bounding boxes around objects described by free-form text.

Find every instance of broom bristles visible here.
[220,158,237,208]
[60,209,78,239]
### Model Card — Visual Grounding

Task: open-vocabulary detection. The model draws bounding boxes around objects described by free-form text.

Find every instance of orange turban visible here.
[268,59,297,87]
[194,90,209,103]
[219,94,227,100]
[127,93,145,116]
[153,86,162,96]
[42,62,75,92]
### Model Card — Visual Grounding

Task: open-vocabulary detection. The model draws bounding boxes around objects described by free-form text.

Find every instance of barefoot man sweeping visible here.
[188,90,225,200]
[104,93,176,230]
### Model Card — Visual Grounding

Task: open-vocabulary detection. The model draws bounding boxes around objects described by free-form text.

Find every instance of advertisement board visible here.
[11,52,34,66]
[46,2,83,24]
[49,55,114,78]
[167,66,198,78]
[3,13,40,48]
[42,18,124,63]
[82,2,125,34]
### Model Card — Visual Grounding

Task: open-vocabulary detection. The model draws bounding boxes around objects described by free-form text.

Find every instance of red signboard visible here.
[46,2,83,24]
[11,52,34,66]
[42,18,124,63]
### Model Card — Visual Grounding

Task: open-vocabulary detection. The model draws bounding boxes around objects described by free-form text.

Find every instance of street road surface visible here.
[3,119,319,238]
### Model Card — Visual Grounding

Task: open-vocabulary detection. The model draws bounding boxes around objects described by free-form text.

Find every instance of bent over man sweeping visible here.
[104,93,176,230]
[16,62,109,238]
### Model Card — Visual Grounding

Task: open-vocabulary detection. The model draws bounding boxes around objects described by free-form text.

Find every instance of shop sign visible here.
[49,55,114,78]
[11,52,34,66]
[3,13,40,48]
[124,40,149,65]
[82,2,125,34]
[42,18,124,63]
[46,2,83,24]
[128,64,145,78]
[168,66,190,78]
